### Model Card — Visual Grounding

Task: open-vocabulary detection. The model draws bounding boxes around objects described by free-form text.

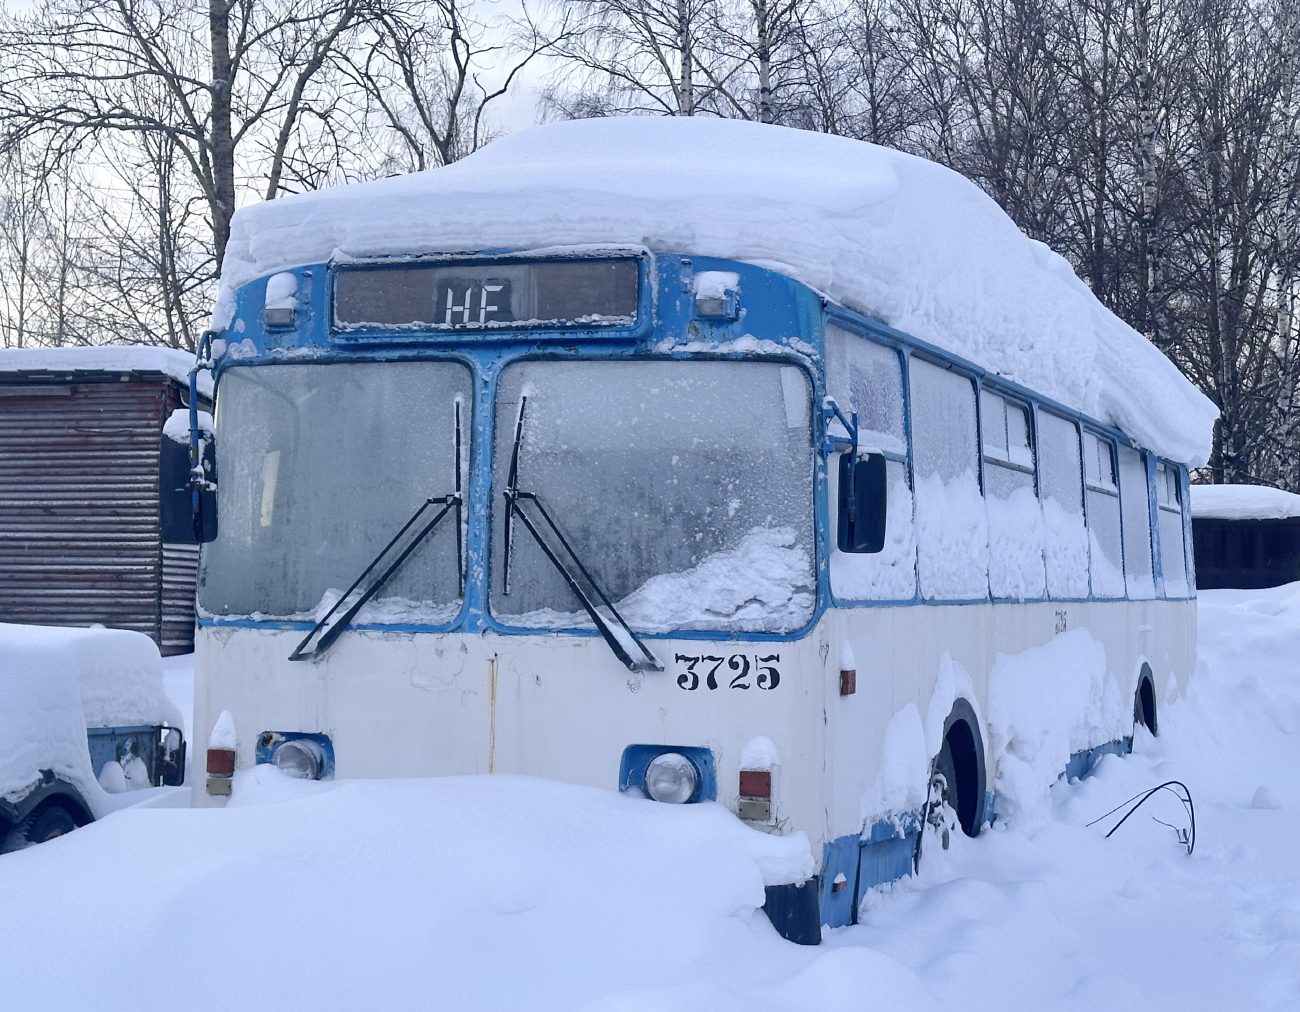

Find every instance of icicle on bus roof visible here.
[215,116,1217,466]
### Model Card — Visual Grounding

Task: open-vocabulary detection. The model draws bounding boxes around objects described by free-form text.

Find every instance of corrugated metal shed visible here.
[0,350,208,654]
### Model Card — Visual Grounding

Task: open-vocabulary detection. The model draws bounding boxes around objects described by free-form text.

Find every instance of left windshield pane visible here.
[199,362,470,621]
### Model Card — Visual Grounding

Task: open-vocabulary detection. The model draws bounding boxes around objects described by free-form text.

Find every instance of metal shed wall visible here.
[0,372,200,654]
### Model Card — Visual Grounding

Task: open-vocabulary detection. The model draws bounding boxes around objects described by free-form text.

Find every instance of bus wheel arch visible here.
[933,699,987,838]
[1135,664,1158,736]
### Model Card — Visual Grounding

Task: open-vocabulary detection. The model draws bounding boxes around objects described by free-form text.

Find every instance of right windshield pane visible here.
[490,360,816,633]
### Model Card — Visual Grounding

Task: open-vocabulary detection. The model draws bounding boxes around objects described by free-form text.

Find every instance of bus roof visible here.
[217,116,1216,466]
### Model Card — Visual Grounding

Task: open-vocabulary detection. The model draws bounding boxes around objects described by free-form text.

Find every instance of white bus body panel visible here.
[193,597,1194,857]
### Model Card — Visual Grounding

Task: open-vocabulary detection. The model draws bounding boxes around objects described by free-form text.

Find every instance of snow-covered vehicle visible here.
[0,624,186,850]
[170,117,1215,943]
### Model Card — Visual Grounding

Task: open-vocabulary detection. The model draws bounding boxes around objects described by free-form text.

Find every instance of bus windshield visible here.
[491,360,816,634]
[199,362,470,621]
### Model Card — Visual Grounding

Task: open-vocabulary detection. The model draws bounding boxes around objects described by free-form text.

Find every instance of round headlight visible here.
[644,752,698,804]
[272,739,324,780]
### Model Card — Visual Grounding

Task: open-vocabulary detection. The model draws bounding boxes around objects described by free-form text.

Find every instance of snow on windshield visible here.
[491,359,815,634]
[217,116,1215,466]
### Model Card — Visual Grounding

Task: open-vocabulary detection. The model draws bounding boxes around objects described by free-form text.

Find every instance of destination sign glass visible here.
[333,259,639,331]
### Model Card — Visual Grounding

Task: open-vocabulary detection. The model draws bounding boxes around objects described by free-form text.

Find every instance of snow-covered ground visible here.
[2,586,1298,1011]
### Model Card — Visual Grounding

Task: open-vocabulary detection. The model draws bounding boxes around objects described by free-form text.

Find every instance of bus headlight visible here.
[272,739,324,780]
[644,752,698,804]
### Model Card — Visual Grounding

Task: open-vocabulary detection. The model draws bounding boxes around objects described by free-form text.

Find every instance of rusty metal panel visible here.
[0,371,202,651]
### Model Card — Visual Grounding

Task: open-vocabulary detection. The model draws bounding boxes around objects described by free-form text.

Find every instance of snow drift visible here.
[217,116,1215,465]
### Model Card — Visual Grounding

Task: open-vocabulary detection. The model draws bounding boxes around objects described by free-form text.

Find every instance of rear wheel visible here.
[12,804,77,848]
[1135,665,1158,736]
[932,701,986,838]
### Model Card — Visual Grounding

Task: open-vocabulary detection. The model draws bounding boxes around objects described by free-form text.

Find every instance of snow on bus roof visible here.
[1190,483,1300,521]
[0,345,212,399]
[218,116,1216,466]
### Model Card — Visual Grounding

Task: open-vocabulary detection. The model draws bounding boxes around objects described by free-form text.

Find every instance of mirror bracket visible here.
[822,397,858,456]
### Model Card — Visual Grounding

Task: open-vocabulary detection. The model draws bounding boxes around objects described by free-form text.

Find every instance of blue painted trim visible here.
[819,834,864,928]
[208,252,1199,638]
[1062,736,1133,782]
[255,730,336,780]
[819,814,925,929]
[618,745,717,803]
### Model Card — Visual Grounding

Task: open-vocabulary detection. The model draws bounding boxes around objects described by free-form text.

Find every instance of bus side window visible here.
[1117,446,1155,599]
[825,324,916,601]
[1037,410,1089,599]
[1156,461,1189,596]
[909,357,987,600]
[1083,430,1125,598]
[981,390,1045,600]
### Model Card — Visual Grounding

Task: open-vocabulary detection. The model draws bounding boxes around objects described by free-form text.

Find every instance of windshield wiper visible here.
[501,397,662,673]
[289,400,464,661]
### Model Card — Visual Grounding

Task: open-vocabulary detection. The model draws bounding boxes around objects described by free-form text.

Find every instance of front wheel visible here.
[12,804,77,848]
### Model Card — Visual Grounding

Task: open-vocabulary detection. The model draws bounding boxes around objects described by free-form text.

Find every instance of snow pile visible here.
[616,526,814,632]
[1190,482,1300,520]
[0,345,212,398]
[844,582,1300,1008]
[0,771,935,1012]
[218,117,1215,465]
[163,406,214,444]
[504,526,814,633]
[985,629,1128,828]
[0,623,179,734]
[859,704,930,822]
[208,710,238,751]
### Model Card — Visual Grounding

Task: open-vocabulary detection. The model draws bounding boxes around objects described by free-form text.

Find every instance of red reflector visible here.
[840,668,857,696]
[206,748,236,776]
[739,770,771,798]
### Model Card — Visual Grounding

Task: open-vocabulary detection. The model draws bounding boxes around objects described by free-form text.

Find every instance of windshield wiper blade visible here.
[501,396,662,674]
[289,401,464,661]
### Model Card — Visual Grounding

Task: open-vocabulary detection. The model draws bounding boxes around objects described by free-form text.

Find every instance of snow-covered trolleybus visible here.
[169,118,1216,944]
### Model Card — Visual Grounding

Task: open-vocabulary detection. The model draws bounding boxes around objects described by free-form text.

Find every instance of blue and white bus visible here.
[169,117,1212,944]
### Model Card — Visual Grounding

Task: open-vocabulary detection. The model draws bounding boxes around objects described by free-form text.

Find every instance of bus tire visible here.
[1135,665,1158,736]
[12,803,77,848]
[933,700,986,838]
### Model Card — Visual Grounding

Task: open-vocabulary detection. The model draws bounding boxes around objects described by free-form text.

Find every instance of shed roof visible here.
[0,346,212,399]
[1190,483,1300,521]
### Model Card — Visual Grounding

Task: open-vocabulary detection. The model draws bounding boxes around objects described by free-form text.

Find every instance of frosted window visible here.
[200,362,470,620]
[1157,461,1189,596]
[825,325,907,454]
[1037,410,1089,599]
[1084,431,1125,598]
[981,391,1045,600]
[826,326,915,600]
[1118,446,1155,599]
[909,358,988,600]
[490,360,815,633]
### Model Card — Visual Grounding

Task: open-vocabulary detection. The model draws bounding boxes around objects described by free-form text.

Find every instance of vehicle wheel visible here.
[13,804,77,847]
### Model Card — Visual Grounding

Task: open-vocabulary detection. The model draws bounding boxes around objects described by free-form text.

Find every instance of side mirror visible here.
[160,426,218,543]
[156,727,186,787]
[838,453,887,553]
